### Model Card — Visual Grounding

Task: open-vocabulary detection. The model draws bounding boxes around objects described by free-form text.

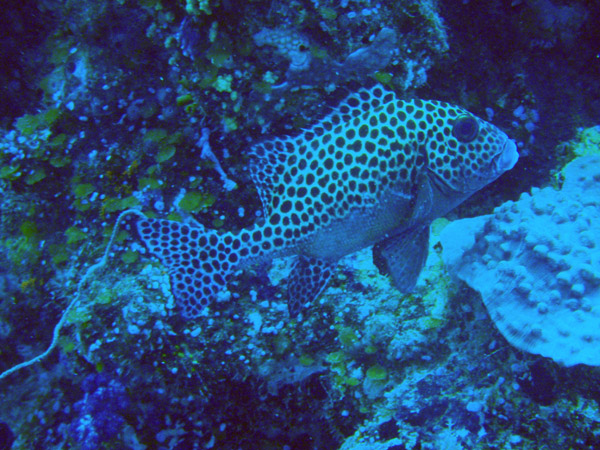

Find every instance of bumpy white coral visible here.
[441,155,600,366]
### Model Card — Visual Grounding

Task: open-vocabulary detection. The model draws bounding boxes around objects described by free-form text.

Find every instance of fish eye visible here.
[452,115,479,143]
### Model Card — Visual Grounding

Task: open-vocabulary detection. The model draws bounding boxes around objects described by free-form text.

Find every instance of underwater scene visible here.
[0,0,599,449]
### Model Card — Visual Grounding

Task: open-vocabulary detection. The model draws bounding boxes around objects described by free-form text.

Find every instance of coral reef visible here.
[253,27,399,89]
[68,374,130,450]
[1,0,600,449]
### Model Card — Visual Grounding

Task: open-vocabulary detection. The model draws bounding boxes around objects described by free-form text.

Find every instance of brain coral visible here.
[440,155,600,366]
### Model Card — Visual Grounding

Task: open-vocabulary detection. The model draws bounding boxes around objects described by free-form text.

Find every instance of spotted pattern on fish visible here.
[136,84,518,318]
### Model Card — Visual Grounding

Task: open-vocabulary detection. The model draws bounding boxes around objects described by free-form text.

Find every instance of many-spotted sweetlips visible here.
[136,84,519,317]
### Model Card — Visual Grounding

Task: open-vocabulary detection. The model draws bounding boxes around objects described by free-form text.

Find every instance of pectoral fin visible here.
[287,256,336,317]
[372,226,430,292]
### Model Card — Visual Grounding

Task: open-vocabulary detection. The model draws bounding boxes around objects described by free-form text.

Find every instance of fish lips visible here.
[495,138,519,172]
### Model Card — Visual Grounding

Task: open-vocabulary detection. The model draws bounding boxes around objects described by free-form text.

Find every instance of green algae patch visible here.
[252,80,273,95]
[25,168,47,185]
[298,355,315,366]
[222,116,238,132]
[198,65,219,89]
[103,228,129,245]
[156,145,176,163]
[15,108,61,135]
[337,326,359,347]
[167,212,182,222]
[49,244,69,265]
[179,191,216,213]
[419,316,444,331]
[211,217,224,228]
[366,364,387,381]
[49,132,67,148]
[103,196,140,213]
[365,345,378,355]
[144,128,168,142]
[176,94,194,106]
[50,155,71,168]
[0,165,20,181]
[207,33,233,68]
[20,221,38,238]
[58,336,76,353]
[16,114,42,135]
[73,183,95,198]
[344,376,360,387]
[66,226,87,244]
[67,305,92,324]
[121,250,139,264]
[326,351,346,364]
[138,177,161,190]
[73,198,91,212]
[319,6,337,20]
[5,236,41,266]
[96,288,114,305]
[144,128,182,164]
[374,71,393,86]
[310,46,329,60]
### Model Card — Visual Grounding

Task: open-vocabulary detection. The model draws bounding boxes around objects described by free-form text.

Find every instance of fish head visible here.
[421,103,519,195]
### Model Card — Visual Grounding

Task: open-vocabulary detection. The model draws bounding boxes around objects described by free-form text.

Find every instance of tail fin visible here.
[136,218,239,317]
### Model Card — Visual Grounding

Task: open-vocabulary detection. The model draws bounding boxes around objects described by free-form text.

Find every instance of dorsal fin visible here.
[248,136,297,217]
[248,84,400,216]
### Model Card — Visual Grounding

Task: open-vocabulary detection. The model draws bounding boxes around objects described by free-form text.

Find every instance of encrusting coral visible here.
[441,154,600,366]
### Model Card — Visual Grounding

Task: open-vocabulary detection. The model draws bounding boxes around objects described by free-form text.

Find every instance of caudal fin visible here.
[135,218,240,317]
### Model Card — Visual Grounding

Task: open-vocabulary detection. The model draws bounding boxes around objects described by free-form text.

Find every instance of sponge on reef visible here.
[441,155,600,366]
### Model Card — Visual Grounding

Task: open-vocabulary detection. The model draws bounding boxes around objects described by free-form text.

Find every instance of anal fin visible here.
[287,256,336,318]
[372,226,430,293]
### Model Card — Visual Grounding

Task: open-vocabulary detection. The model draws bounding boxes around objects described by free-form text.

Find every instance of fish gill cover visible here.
[0,1,599,449]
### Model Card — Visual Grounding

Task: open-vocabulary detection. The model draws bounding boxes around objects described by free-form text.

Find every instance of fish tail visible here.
[136,217,242,317]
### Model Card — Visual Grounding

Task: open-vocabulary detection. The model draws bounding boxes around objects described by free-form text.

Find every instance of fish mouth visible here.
[495,138,519,172]
[460,137,519,193]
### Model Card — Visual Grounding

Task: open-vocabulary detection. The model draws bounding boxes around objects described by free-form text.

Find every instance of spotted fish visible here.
[135,84,519,318]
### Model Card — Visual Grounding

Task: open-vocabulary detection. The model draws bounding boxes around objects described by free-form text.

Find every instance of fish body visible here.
[136,85,519,317]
